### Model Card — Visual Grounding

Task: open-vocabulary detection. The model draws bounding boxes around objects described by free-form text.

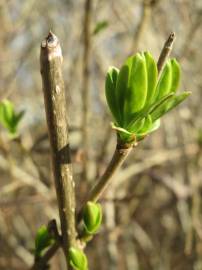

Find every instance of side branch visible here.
[40,31,77,267]
[77,141,133,222]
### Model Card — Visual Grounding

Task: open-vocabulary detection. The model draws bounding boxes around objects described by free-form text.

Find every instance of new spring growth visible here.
[0,99,24,137]
[105,52,191,143]
[34,225,55,258]
[83,201,102,234]
[69,247,88,270]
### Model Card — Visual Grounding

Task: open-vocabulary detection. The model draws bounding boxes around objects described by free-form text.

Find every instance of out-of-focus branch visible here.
[130,0,160,55]
[115,143,199,187]
[81,0,92,181]
[40,31,77,268]
[179,10,202,60]
[130,1,151,54]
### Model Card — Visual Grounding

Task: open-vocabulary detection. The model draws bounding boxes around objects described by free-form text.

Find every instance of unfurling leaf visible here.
[151,92,191,121]
[104,52,190,144]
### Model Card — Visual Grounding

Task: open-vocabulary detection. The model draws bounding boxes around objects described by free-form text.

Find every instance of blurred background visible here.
[0,0,202,269]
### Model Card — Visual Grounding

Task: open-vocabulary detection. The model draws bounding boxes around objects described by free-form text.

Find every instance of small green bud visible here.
[35,225,54,257]
[83,201,102,234]
[0,99,24,137]
[69,247,88,270]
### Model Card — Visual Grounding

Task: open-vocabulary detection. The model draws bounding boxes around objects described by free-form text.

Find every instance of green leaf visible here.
[155,60,172,100]
[105,66,120,124]
[123,53,147,124]
[170,58,181,93]
[148,119,161,133]
[126,92,174,130]
[143,52,158,107]
[128,117,145,133]
[138,114,153,134]
[69,247,88,270]
[83,201,102,234]
[151,92,191,121]
[116,64,130,125]
[35,225,54,257]
[93,20,108,35]
[136,119,160,141]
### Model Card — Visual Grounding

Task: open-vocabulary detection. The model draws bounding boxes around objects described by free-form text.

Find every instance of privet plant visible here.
[20,32,190,270]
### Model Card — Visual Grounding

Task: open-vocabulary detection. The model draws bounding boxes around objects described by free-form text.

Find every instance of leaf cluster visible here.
[105,52,190,143]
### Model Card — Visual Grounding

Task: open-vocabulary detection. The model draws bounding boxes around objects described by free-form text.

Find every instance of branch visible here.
[157,32,176,74]
[77,141,133,222]
[40,31,77,268]
[29,30,178,268]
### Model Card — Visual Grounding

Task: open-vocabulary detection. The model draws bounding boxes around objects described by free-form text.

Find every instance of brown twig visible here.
[81,0,92,181]
[40,31,77,268]
[157,31,176,74]
[77,141,133,222]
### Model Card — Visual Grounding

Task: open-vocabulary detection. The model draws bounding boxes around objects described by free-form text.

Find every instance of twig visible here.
[77,141,133,222]
[77,32,176,222]
[40,31,77,267]
[81,0,92,181]
[157,31,176,74]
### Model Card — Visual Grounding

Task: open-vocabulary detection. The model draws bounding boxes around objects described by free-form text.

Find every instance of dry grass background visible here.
[0,0,202,269]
